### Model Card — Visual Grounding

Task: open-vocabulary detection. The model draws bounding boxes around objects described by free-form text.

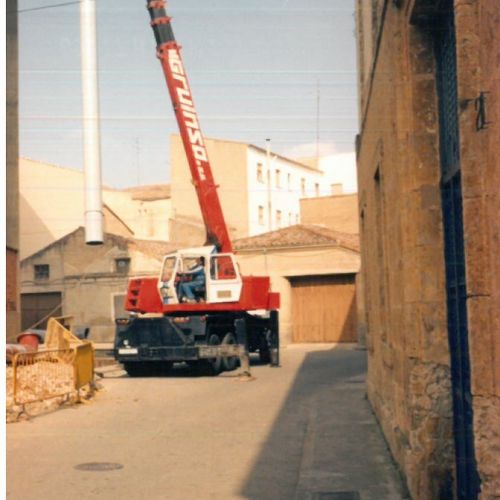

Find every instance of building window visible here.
[287,173,292,190]
[295,214,300,224]
[315,183,320,196]
[289,212,293,225]
[115,258,131,275]
[257,163,264,183]
[276,210,282,227]
[34,264,49,281]
[275,169,281,188]
[258,205,265,225]
[301,178,306,196]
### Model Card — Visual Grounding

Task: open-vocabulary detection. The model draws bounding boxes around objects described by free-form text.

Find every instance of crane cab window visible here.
[181,256,203,272]
[161,256,177,282]
[210,255,237,280]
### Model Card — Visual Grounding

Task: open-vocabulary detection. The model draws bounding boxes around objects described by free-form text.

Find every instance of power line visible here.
[9,0,88,14]
[11,1,352,15]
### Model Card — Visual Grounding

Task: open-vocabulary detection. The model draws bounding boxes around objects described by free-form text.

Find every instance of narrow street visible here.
[7,345,407,500]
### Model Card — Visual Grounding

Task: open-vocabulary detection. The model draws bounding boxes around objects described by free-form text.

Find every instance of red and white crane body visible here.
[123,0,279,316]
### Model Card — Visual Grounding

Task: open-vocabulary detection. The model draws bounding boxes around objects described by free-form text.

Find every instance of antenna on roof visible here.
[316,79,320,169]
[266,138,272,231]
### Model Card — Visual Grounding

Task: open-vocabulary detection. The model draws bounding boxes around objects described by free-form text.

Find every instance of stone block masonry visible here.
[355,0,500,497]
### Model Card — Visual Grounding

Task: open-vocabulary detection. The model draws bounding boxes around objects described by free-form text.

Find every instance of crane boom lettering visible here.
[168,48,208,177]
[148,0,232,252]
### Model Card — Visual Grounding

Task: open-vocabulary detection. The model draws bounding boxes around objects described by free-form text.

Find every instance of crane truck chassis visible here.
[113,0,280,376]
[115,311,279,376]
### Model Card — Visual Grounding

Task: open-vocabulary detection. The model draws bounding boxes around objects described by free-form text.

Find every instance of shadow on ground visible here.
[239,347,407,500]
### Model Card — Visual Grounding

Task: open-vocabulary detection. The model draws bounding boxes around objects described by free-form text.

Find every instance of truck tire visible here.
[207,333,223,375]
[222,332,238,372]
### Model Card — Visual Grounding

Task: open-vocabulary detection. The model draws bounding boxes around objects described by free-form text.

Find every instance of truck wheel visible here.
[207,333,223,375]
[222,333,239,372]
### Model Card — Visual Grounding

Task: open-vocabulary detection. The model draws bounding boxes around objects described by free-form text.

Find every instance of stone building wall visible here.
[20,228,168,342]
[356,0,499,498]
[6,248,19,343]
[6,0,20,341]
[454,1,500,497]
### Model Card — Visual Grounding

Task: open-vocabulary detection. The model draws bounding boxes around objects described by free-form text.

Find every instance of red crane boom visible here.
[147,0,232,253]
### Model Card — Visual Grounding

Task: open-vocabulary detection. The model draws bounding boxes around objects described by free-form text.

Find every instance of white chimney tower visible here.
[80,0,103,244]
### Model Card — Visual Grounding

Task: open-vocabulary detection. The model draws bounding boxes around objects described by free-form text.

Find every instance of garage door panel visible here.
[338,295,357,343]
[21,292,62,331]
[291,274,357,343]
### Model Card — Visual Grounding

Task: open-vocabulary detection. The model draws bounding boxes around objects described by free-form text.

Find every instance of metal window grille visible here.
[434,3,480,498]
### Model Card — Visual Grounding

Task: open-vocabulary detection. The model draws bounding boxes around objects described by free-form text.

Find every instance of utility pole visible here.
[316,79,320,168]
[266,138,272,231]
[135,137,140,186]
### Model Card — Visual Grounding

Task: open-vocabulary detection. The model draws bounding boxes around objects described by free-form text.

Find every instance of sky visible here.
[18,0,359,189]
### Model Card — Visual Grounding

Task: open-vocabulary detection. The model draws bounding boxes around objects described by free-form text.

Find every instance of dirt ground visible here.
[7,345,407,500]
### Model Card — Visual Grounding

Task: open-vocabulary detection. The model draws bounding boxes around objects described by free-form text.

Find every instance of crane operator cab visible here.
[158,246,243,305]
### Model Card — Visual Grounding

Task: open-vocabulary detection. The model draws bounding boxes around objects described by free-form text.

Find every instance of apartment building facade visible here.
[170,135,331,245]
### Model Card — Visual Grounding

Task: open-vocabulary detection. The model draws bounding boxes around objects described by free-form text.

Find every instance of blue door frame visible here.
[433,2,480,498]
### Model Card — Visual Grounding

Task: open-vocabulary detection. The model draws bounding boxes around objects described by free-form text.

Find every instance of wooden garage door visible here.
[291,274,357,343]
[21,292,62,331]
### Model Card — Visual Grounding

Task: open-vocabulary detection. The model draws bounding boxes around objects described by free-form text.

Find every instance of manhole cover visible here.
[313,493,360,500]
[74,462,124,472]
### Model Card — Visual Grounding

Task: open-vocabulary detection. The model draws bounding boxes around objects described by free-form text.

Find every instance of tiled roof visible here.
[234,224,360,252]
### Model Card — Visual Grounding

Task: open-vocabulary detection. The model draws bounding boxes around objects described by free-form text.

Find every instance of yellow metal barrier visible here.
[74,342,95,390]
[8,316,96,409]
[11,349,76,405]
[45,317,83,350]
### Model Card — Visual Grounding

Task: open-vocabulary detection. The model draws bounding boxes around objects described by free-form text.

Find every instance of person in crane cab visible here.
[178,257,206,303]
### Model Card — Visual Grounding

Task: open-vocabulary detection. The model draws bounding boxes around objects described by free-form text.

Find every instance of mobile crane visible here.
[113,0,280,376]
